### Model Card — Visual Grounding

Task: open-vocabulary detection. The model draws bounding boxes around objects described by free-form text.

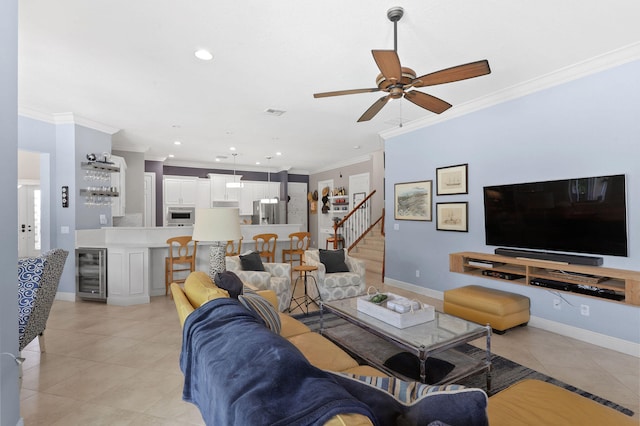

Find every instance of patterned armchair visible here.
[18,249,69,352]
[225,256,292,312]
[304,249,366,302]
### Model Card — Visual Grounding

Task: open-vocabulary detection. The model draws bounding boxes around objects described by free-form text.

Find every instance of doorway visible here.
[18,184,41,257]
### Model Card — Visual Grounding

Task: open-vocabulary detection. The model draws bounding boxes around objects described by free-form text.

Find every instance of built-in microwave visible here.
[166,207,195,226]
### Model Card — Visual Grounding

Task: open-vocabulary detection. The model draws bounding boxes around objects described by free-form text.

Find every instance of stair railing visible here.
[331,190,377,250]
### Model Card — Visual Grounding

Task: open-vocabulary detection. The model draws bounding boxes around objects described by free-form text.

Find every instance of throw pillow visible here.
[239,251,265,271]
[214,270,244,299]
[328,372,489,426]
[319,249,349,273]
[238,293,281,334]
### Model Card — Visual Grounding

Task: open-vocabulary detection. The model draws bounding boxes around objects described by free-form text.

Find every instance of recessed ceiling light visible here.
[276,152,282,156]
[229,146,236,151]
[174,141,181,145]
[353,145,361,149]
[168,154,175,158]
[255,161,261,165]
[215,158,221,162]
[194,49,213,61]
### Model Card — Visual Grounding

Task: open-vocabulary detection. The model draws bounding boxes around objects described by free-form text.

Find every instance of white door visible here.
[144,172,156,227]
[18,184,41,258]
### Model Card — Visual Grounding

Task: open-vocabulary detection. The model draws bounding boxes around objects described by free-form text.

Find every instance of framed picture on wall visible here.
[353,192,366,206]
[436,202,468,232]
[436,164,468,195]
[394,180,432,221]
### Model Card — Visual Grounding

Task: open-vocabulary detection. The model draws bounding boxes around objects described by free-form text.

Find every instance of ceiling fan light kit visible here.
[314,6,491,122]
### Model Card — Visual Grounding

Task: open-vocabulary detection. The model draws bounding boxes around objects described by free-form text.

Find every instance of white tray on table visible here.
[356,292,435,328]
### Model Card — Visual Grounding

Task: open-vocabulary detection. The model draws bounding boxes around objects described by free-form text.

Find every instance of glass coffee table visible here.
[320,296,491,389]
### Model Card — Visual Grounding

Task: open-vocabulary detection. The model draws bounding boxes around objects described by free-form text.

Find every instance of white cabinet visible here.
[164,177,197,205]
[209,174,242,202]
[196,179,211,209]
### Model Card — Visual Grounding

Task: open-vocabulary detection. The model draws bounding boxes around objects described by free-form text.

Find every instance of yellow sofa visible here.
[171,272,636,426]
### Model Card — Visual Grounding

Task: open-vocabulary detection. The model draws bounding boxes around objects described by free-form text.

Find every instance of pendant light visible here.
[226,153,244,188]
[260,156,278,204]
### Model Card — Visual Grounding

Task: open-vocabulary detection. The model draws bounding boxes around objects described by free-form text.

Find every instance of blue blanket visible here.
[180,298,374,426]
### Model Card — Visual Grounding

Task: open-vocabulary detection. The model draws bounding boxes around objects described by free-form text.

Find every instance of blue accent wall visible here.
[384,60,640,343]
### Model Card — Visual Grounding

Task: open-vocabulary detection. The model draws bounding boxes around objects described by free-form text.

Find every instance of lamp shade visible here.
[192,208,242,242]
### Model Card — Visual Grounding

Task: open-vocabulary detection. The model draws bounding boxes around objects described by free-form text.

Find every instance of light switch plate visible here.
[61,226,69,234]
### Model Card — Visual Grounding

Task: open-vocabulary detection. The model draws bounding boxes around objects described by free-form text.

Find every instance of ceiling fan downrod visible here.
[387,6,404,52]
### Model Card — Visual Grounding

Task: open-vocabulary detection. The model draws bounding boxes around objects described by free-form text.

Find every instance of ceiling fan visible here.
[313,7,491,122]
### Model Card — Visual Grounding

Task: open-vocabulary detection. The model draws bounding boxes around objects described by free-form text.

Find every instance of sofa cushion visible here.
[214,270,244,299]
[279,313,312,338]
[319,249,350,273]
[238,293,282,334]
[184,271,229,308]
[239,251,265,271]
[487,379,637,426]
[288,332,359,372]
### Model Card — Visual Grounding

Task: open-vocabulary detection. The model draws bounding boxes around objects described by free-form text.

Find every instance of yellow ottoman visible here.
[444,285,530,333]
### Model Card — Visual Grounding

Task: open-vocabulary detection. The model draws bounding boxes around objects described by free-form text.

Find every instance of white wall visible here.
[384,60,640,345]
[0,0,20,423]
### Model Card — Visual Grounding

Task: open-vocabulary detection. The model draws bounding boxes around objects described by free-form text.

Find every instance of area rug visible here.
[293,311,634,417]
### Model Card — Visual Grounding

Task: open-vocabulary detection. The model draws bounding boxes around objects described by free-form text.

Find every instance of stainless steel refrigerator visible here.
[252,200,286,224]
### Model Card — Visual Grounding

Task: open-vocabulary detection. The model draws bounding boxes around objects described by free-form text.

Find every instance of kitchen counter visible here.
[75,224,303,305]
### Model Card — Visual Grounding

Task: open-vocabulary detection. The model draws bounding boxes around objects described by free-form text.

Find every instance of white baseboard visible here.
[54,292,76,302]
[383,278,640,358]
[529,316,640,358]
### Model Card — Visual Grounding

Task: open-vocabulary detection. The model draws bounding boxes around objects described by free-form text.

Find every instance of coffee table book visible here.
[356,293,435,328]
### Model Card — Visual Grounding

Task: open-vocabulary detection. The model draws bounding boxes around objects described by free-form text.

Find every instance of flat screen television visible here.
[483,174,628,257]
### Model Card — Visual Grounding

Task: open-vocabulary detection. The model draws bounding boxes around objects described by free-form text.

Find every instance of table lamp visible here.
[192,208,242,278]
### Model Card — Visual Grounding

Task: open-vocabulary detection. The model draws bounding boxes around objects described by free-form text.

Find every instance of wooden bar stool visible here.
[326,235,345,250]
[226,237,243,256]
[253,233,278,263]
[165,236,197,296]
[282,232,311,268]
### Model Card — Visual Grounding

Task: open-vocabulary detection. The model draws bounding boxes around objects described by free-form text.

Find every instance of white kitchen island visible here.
[75,224,303,305]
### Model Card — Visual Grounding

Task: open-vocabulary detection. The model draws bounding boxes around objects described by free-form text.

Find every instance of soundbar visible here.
[495,248,603,266]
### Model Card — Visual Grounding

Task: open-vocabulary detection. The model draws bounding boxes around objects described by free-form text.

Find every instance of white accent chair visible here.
[303,249,366,302]
[225,256,292,312]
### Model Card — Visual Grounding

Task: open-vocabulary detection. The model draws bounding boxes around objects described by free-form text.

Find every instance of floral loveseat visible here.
[225,255,292,311]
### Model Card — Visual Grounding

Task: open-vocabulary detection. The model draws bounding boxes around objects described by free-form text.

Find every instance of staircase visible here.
[349,221,384,284]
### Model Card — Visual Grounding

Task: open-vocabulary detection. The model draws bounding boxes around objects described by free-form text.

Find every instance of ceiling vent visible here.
[264,108,286,117]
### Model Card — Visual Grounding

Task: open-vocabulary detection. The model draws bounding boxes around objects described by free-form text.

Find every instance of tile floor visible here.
[19,280,639,424]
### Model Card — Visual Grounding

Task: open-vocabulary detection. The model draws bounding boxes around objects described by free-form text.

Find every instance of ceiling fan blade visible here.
[413,60,491,87]
[313,88,380,98]
[372,50,402,83]
[357,95,391,122]
[404,91,452,114]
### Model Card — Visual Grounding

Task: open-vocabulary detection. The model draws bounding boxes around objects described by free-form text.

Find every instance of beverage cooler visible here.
[76,248,107,301]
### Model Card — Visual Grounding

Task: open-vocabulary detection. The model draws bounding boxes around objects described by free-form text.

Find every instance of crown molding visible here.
[17,107,120,134]
[381,42,640,140]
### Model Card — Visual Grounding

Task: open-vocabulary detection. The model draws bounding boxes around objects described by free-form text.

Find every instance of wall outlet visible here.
[415,270,420,278]
[580,304,590,316]
[553,298,561,310]
[99,214,107,225]
[394,223,399,231]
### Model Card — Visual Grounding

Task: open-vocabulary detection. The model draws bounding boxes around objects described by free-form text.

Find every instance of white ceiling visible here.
[18,1,640,174]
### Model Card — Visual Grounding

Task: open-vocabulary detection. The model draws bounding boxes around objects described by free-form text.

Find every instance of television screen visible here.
[483,174,628,257]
